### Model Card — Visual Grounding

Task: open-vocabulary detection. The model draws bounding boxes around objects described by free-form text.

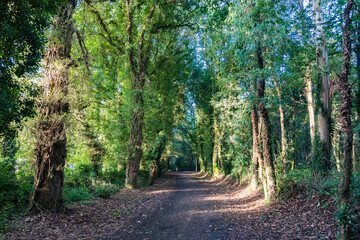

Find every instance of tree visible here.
[30,0,77,212]
[0,0,59,162]
[84,0,200,188]
[338,1,354,239]
[256,43,276,198]
[312,0,331,173]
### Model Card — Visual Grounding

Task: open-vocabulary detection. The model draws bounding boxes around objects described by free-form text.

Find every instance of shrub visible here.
[0,160,33,231]
[63,187,92,203]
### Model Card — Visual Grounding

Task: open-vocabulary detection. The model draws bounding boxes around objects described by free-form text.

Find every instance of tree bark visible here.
[312,0,331,173]
[354,22,360,173]
[212,118,221,176]
[257,43,276,199]
[149,133,166,185]
[251,106,261,191]
[125,1,157,188]
[338,1,354,239]
[126,74,145,188]
[274,81,287,168]
[304,67,316,149]
[30,0,77,213]
[333,128,342,172]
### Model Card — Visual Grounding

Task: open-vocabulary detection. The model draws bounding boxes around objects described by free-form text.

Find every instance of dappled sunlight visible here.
[194,173,211,179]
[147,188,208,195]
[147,189,176,195]
[199,186,266,214]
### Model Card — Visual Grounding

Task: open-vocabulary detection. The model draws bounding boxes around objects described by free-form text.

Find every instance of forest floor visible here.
[3,171,338,240]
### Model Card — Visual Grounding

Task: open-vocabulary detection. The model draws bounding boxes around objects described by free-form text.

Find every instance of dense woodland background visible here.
[1,0,360,238]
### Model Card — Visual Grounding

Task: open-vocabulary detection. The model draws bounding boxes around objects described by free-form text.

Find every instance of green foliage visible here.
[63,166,124,202]
[352,172,360,204]
[0,159,33,231]
[335,204,358,238]
[275,169,343,201]
[63,187,92,203]
[311,134,329,173]
[0,0,59,143]
[276,169,312,199]
[1,0,360,236]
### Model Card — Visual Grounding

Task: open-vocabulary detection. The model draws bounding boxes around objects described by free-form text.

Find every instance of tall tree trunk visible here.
[257,44,276,199]
[354,22,360,173]
[30,0,76,213]
[126,73,144,189]
[212,118,221,176]
[124,1,156,188]
[313,0,331,172]
[149,133,166,185]
[274,81,287,168]
[333,128,342,172]
[304,68,316,149]
[338,1,354,239]
[251,106,261,191]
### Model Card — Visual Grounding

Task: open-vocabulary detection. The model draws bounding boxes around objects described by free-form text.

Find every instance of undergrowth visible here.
[0,160,151,232]
[276,168,360,237]
[0,160,33,231]
[276,168,341,199]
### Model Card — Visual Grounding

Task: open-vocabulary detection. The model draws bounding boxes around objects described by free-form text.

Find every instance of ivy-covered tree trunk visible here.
[257,44,276,199]
[354,23,360,173]
[338,1,354,239]
[30,0,76,213]
[126,73,144,189]
[149,133,166,185]
[312,0,331,173]
[124,1,157,188]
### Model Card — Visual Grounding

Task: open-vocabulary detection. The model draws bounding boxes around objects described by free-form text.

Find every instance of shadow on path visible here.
[123,171,231,240]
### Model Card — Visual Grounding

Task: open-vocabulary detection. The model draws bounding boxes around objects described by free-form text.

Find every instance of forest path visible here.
[4,171,337,239]
[123,171,231,240]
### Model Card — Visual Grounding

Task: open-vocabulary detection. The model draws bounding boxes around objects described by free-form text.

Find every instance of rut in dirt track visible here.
[122,171,231,240]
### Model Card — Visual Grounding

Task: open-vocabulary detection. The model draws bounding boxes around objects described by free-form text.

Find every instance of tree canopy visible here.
[0,0,360,239]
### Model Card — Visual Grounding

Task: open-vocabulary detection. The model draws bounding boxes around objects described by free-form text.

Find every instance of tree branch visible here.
[84,0,125,54]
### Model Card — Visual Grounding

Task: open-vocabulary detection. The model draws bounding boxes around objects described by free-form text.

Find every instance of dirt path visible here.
[116,171,337,240]
[3,171,338,240]
[121,171,231,240]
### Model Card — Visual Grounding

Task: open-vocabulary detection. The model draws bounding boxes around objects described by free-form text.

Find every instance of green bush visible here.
[102,169,126,185]
[276,168,341,200]
[63,165,125,203]
[276,169,311,199]
[352,172,360,203]
[0,160,33,231]
[93,182,120,199]
[63,187,92,203]
[64,164,94,188]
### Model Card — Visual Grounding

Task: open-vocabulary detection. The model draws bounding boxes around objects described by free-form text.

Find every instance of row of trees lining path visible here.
[1,0,360,239]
